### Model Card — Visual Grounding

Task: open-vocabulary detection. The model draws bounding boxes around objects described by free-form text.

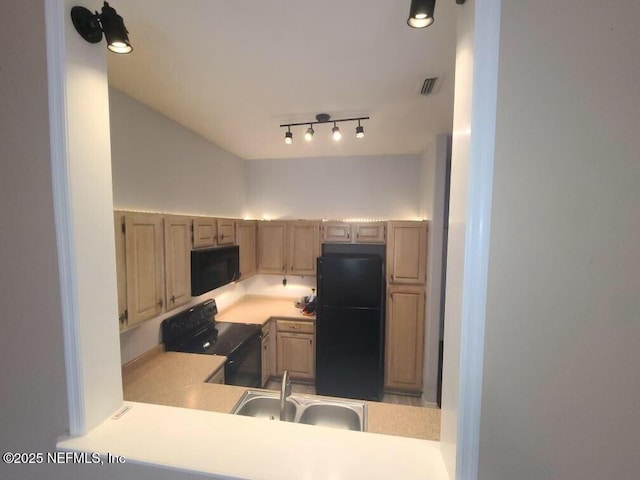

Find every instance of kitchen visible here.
[6,1,639,479]
[110,0,454,444]
[111,84,444,436]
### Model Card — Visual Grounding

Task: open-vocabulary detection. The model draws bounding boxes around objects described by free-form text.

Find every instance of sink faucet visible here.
[280,370,292,421]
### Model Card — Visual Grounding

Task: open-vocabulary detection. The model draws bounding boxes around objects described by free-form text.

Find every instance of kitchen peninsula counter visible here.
[122,350,439,441]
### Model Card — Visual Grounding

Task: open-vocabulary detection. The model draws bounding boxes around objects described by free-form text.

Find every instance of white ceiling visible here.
[107,1,457,160]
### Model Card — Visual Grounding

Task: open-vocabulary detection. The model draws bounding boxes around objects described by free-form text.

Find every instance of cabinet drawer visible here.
[277,320,314,334]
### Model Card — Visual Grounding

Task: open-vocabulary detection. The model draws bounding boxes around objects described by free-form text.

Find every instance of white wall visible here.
[245,155,422,220]
[109,88,246,217]
[479,0,640,478]
[440,0,477,475]
[419,141,436,220]
[0,0,69,463]
[420,135,450,404]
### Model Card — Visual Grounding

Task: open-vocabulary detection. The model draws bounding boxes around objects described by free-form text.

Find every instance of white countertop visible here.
[58,402,449,480]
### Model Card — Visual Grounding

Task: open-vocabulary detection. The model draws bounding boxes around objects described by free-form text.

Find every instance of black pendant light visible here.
[407,0,436,28]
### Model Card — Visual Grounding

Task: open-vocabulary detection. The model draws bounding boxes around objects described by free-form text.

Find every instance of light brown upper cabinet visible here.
[124,213,165,327]
[322,221,386,244]
[354,222,386,244]
[216,218,236,245]
[192,217,217,248]
[236,220,257,279]
[385,285,426,393]
[288,221,320,275]
[322,222,353,243]
[257,221,287,274]
[164,215,191,311]
[192,217,236,248]
[386,221,428,285]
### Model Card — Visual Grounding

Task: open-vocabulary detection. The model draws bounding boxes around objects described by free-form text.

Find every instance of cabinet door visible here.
[276,332,315,381]
[322,222,353,243]
[114,212,128,330]
[387,221,428,285]
[192,217,217,248]
[257,221,287,274]
[236,220,257,279]
[164,215,191,311]
[355,222,386,244]
[288,221,320,275]
[125,213,165,326]
[216,218,236,245]
[385,286,425,393]
[261,332,271,387]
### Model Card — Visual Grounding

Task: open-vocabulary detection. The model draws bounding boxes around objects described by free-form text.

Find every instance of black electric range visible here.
[161,299,262,387]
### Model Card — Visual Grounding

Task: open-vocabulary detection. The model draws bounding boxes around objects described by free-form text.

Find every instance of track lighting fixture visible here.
[407,0,436,28]
[71,2,132,53]
[284,127,293,145]
[305,125,314,141]
[280,113,369,144]
[332,123,342,141]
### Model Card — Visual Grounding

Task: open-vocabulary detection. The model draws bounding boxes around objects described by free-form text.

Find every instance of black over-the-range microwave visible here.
[191,245,240,296]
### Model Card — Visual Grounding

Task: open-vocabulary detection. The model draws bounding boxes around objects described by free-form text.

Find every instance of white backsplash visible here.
[119,274,316,365]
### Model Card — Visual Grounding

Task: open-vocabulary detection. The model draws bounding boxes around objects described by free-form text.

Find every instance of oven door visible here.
[224,331,262,388]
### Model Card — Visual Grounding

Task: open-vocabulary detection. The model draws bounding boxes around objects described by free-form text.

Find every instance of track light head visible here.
[356,125,365,139]
[71,2,132,53]
[284,129,293,144]
[332,123,342,141]
[305,126,314,141]
[407,0,436,28]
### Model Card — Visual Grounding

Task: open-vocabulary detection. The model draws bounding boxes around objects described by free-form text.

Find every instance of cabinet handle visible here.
[158,299,163,308]
[170,295,176,304]
[391,273,394,282]
[220,233,225,240]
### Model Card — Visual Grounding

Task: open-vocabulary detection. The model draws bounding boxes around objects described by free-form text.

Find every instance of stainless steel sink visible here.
[298,404,363,430]
[234,396,296,422]
[230,390,367,431]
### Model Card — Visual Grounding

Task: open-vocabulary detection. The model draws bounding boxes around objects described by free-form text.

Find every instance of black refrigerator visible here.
[315,253,385,401]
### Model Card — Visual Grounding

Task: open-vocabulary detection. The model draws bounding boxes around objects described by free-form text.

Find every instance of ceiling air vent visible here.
[420,77,438,96]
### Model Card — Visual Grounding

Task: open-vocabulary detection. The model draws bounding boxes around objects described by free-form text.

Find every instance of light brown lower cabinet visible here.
[275,320,315,381]
[385,285,426,393]
[261,322,272,387]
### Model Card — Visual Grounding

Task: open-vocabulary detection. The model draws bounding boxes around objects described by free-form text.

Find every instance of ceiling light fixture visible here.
[304,125,314,141]
[71,2,133,54]
[280,113,369,144]
[407,0,436,28]
[332,123,342,141]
